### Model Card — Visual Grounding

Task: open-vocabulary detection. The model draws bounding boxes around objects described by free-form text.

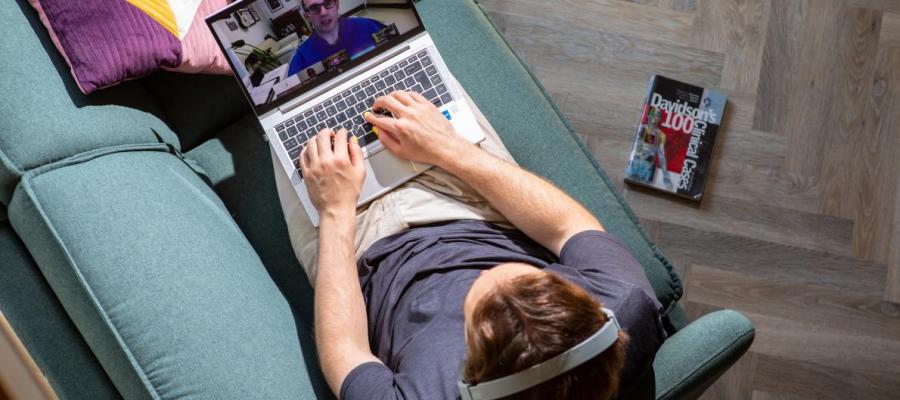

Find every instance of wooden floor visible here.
[478,0,900,398]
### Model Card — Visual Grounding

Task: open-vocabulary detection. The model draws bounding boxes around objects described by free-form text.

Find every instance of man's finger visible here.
[391,91,417,106]
[364,111,401,134]
[378,130,402,152]
[316,128,334,157]
[373,95,406,115]
[333,128,349,159]
[408,91,429,104]
[305,138,318,166]
[348,133,365,173]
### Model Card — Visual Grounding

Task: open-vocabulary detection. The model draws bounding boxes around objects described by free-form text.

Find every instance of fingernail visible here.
[351,136,358,143]
[363,111,371,119]
[373,126,380,137]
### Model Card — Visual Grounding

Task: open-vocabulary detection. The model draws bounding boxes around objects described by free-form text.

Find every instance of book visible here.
[624,75,727,201]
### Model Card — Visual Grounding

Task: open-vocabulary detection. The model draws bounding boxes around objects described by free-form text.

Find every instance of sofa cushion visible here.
[415,0,683,312]
[0,221,120,400]
[8,146,317,400]
[185,115,332,398]
[0,1,181,206]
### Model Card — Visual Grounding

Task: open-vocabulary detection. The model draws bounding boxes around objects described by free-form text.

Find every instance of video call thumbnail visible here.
[209,0,421,107]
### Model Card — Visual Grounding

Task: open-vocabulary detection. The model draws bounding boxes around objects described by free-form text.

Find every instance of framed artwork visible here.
[265,0,283,12]
[234,6,260,29]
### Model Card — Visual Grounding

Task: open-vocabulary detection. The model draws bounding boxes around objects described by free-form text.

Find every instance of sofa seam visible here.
[656,326,755,399]
[0,148,24,176]
[22,143,171,180]
[19,163,164,400]
[470,0,684,310]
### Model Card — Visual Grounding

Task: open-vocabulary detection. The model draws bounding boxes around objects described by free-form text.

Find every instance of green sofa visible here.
[0,0,754,399]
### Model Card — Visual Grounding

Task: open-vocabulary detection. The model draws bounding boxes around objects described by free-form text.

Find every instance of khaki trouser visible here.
[272,82,516,284]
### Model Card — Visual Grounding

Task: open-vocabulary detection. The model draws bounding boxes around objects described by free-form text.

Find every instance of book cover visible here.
[624,75,726,201]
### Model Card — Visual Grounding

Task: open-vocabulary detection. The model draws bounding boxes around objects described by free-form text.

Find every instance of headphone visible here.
[457,307,621,400]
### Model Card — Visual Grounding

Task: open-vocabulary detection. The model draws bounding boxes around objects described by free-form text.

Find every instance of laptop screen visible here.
[206,0,425,115]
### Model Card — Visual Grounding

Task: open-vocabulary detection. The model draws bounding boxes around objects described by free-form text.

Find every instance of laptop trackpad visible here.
[360,148,419,200]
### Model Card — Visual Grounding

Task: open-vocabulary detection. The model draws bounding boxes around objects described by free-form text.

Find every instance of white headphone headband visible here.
[458,307,621,400]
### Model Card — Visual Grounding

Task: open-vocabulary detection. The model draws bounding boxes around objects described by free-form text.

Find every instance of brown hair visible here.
[464,271,628,400]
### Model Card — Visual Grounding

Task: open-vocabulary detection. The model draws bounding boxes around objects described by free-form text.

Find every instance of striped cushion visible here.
[28,0,230,94]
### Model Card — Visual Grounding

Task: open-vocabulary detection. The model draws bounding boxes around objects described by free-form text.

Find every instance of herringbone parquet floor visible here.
[479,0,900,398]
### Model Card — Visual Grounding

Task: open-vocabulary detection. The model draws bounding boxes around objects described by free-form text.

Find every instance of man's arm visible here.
[440,144,604,255]
[300,129,381,394]
[366,92,604,256]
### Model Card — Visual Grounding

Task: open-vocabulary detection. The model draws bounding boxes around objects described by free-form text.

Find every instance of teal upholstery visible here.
[654,310,755,400]
[0,221,119,400]
[0,0,751,399]
[0,1,179,206]
[8,147,317,399]
[185,115,331,397]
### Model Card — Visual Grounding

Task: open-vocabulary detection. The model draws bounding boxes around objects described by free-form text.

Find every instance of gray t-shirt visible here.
[341,220,665,400]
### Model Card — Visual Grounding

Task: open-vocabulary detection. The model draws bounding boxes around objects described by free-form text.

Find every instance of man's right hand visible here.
[364,91,474,166]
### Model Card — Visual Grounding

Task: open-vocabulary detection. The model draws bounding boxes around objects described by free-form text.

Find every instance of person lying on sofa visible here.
[273,90,666,399]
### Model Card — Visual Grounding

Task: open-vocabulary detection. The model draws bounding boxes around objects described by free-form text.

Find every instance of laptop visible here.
[206,0,485,226]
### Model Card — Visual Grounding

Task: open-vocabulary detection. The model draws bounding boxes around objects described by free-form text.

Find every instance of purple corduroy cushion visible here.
[31,0,182,94]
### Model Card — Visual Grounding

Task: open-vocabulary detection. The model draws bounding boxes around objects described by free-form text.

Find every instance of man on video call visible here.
[274,82,667,397]
[288,0,385,76]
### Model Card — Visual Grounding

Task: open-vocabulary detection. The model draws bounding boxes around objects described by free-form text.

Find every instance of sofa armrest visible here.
[653,310,755,400]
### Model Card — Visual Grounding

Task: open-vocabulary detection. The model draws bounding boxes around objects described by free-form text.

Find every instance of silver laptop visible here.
[207,0,485,226]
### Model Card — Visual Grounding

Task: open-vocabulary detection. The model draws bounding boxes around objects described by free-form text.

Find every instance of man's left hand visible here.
[301,128,366,217]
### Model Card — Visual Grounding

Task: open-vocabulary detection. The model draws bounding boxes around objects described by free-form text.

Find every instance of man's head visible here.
[302,0,340,34]
[463,263,628,400]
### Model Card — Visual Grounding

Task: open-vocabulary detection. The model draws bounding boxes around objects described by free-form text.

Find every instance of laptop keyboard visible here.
[274,50,452,175]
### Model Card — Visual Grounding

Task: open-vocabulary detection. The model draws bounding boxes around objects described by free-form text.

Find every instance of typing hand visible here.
[300,128,366,216]
[364,91,473,167]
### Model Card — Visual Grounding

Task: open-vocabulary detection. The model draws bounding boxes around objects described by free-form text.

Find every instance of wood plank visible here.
[702,162,820,214]
[690,0,771,92]
[648,220,888,296]
[529,60,648,111]
[754,0,853,176]
[780,0,847,176]
[684,265,900,343]
[889,184,900,302]
[870,47,900,303]
[753,353,900,399]
[846,0,900,13]
[818,8,888,263]
[625,192,855,256]
[477,0,696,48]
[730,311,900,376]
[750,391,807,400]
[621,0,697,12]
[752,0,802,133]
[881,12,900,47]
[699,350,758,400]
[484,9,725,89]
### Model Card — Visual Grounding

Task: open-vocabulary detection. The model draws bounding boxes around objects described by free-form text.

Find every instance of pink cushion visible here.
[166,0,232,74]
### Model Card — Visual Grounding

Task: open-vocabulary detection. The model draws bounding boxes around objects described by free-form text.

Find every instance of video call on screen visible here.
[210,0,421,107]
